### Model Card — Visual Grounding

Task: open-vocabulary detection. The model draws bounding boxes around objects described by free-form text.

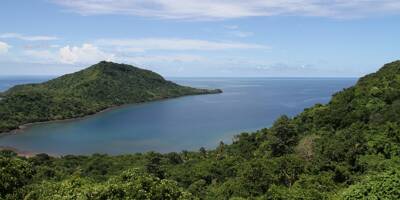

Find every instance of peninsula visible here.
[0,61,222,133]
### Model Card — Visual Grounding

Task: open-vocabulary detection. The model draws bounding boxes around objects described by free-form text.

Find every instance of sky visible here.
[0,0,399,77]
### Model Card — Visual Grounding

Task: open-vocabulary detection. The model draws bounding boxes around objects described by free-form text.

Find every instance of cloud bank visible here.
[10,35,268,65]
[53,0,400,20]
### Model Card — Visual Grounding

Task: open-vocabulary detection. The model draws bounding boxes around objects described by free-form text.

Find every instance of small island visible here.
[0,61,222,133]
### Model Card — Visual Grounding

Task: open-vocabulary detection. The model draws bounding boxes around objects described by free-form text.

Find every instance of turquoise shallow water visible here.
[0,77,357,155]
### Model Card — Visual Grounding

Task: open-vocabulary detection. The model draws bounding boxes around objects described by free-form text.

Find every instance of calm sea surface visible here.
[0,77,357,155]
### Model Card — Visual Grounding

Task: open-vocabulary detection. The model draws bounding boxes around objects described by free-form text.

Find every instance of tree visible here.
[268,115,298,157]
[0,155,34,199]
[145,152,165,178]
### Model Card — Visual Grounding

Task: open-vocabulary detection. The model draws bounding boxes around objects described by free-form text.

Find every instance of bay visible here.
[0,77,356,155]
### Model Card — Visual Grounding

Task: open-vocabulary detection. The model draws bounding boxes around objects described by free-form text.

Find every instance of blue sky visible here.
[0,0,399,77]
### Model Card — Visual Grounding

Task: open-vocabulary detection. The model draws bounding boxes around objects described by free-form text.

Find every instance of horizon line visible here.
[0,75,360,79]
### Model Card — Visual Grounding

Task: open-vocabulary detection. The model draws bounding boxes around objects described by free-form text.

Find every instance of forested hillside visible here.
[0,61,221,133]
[1,61,400,199]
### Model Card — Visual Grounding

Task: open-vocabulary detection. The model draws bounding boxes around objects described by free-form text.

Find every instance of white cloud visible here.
[96,38,267,51]
[224,25,239,30]
[0,33,58,41]
[52,0,400,20]
[59,43,115,64]
[223,25,254,38]
[0,41,10,54]
[230,31,254,38]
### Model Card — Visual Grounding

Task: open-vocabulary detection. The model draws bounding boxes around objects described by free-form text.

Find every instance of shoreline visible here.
[0,146,45,157]
[1,89,223,136]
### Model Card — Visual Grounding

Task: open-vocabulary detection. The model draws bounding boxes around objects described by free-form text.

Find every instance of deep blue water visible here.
[0,77,357,155]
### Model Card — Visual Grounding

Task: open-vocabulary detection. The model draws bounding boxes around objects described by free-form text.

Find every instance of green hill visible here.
[1,61,400,199]
[0,61,221,133]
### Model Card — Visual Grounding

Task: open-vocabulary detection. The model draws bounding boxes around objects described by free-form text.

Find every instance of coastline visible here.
[0,146,44,157]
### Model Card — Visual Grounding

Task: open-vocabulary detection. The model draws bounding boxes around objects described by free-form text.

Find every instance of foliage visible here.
[337,170,400,200]
[25,168,196,200]
[0,155,34,199]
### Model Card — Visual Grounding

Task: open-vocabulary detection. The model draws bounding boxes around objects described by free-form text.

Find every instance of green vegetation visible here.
[0,61,221,133]
[1,60,400,199]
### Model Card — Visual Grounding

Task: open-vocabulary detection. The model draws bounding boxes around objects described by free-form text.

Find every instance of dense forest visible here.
[0,61,221,133]
[2,60,400,199]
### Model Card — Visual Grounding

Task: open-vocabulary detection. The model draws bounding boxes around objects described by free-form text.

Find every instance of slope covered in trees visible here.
[1,61,400,199]
[0,61,221,133]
